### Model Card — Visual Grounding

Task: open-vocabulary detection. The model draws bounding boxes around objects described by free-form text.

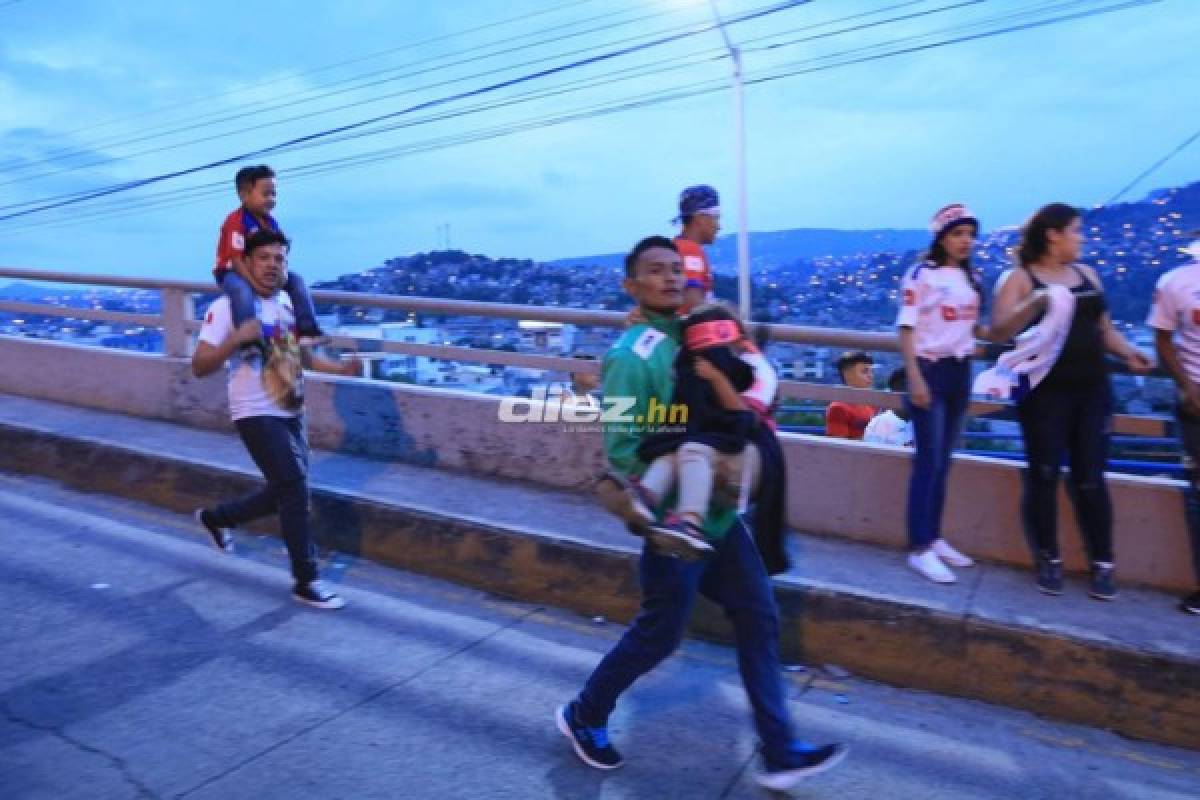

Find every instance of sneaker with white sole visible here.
[292,580,345,610]
[932,538,975,568]
[908,550,956,584]
[757,743,849,790]
[556,701,623,770]
[645,517,714,561]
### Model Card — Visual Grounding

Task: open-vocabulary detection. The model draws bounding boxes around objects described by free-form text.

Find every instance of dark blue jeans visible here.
[210,415,318,584]
[576,520,803,765]
[1175,406,1200,587]
[219,270,321,336]
[905,357,970,551]
[1016,382,1113,563]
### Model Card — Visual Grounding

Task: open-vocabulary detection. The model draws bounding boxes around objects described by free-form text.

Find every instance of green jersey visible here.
[601,310,738,541]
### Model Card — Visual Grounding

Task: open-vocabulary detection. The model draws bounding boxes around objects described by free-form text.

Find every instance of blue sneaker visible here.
[556,702,623,770]
[757,743,848,790]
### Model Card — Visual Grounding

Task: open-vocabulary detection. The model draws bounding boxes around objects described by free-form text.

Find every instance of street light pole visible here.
[708,0,751,321]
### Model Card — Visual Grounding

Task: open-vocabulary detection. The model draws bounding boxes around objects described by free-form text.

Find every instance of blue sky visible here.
[0,0,1197,282]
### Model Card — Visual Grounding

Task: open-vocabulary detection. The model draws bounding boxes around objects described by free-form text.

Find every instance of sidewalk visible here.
[3,472,1199,799]
[0,393,1197,749]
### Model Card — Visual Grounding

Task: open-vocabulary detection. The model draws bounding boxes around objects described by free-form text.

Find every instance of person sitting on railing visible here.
[1146,230,1200,615]
[561,236,846,788]
[825,351,875,440]
[864,368,913,447]
[191,229,360,611]
[991,202,1152,600]
[214,164,325,348]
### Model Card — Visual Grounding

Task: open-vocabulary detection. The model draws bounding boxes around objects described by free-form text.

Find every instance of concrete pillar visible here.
[161,288,195,358]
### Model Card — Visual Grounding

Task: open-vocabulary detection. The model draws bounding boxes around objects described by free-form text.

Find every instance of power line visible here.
[7,0,607,151]
[1106,124,1200,204]
[0,3,730,188]
[0,0,811,222]
[0,0,1161,233]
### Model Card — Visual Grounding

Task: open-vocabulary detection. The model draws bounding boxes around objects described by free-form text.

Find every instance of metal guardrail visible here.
[0,266,1174,438]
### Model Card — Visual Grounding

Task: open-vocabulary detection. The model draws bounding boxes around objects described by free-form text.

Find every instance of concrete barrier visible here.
[1,335,1195,591]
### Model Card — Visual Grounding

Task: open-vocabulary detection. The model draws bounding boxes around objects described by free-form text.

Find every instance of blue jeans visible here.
[1016,382,1113,563]
[219,270,321,336]
[575,520,804,765]
[209,415,318,584]
[905,357,970,551]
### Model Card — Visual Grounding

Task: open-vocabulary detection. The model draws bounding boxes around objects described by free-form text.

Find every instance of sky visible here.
[0,0,1197,282]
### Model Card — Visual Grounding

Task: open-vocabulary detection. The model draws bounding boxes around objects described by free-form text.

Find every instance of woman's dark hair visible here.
[1018,202,1080,268]
[624,235,678,278]
[925,221,982,297]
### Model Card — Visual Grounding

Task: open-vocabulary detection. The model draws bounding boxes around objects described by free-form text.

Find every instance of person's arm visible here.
[601,349,651,477]
[1155,329,1200,415]
[191,320,261,377]
[898,327,930,410]
[302,351,362,377]
[693,356,746,411]
[987,268,1048,343]
[1075,266,1152,373]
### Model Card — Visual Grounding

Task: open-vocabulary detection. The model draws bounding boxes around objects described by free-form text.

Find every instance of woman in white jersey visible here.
[897,204,986,583]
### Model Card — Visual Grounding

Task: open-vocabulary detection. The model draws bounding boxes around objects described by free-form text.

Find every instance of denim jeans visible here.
[575,520,803,764]
[209,415,318,584]
[219,269,321,335]
[1016,383,1113,563]
[1175,406,1200,586]
[905,357,970,551]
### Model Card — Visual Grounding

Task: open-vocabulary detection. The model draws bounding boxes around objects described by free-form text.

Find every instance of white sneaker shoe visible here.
[908,550,957,584]
[932,538,975,568]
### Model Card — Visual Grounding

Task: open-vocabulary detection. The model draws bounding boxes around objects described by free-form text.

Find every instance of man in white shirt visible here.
[191,229,360,609]
[1147,233,1200,615]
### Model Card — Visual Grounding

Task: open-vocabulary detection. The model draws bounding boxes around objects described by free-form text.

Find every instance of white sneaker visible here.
[908,550,957,584]
[932,538,975,568]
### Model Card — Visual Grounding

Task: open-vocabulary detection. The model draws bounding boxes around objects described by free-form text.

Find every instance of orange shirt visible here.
[826,402,875,440]
[674,237,713,293]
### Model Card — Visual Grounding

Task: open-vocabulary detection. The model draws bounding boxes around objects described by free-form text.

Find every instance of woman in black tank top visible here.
[991,203,1151,601]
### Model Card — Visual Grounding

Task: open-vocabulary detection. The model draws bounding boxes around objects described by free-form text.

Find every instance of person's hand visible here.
[625,307,646,328]
[233,319,263,346]
[337,356,363,378]
[908,373,931,410]
[692,356,720,384]
[1181,382,1200,418]
[1124,349,1153,375]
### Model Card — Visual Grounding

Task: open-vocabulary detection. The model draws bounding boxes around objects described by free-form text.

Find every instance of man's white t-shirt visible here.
[863,410,914,447]
[198,293,302,421]
[1147,261,1200,384]
[895,262,979,360]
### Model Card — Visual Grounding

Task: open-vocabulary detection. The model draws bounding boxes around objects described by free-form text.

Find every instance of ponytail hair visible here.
[1018,203,1080,268]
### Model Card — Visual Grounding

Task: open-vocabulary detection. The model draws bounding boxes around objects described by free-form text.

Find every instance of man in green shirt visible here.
[556,236,847,791]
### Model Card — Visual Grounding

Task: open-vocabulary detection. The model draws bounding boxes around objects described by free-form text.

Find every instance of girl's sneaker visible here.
[907,550,956,584]
[932,538,975,568]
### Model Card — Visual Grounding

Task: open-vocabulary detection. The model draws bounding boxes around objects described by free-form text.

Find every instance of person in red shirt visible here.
[825,351,876,440]
[672,184,720,312]
[215,165,324,343]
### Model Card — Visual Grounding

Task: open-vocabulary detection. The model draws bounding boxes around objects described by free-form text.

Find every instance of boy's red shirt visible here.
[214,207,282,278]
